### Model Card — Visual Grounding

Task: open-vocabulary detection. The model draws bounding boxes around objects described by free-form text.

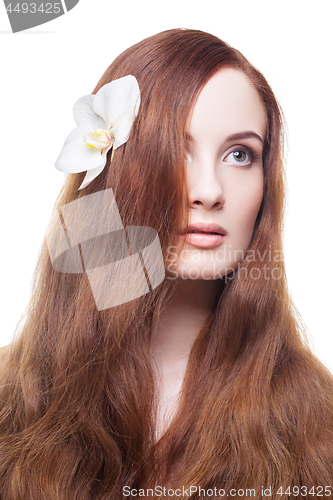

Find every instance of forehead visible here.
[188,68,267,142]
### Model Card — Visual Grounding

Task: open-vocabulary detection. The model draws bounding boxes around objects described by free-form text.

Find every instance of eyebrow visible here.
[225,131,264,144]
[185,131,264,144]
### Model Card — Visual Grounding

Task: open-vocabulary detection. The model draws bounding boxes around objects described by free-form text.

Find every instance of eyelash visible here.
[223,145,260,168]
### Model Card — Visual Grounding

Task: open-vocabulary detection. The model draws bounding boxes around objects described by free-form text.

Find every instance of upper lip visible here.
[180,222,227,236]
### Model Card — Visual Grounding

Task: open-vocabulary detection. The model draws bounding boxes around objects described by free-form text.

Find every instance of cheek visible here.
[243,184,263,228]
[228,174,264,241]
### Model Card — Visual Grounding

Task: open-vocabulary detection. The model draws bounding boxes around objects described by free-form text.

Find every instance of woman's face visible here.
[170,68,267,280]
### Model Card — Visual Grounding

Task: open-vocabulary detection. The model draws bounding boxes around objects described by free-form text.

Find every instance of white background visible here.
[0,0,332,372]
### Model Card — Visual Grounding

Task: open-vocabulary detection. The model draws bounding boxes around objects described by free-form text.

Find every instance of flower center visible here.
[84,129,114,150]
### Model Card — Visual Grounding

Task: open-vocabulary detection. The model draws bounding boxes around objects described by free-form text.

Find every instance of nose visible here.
[187,159,225,211]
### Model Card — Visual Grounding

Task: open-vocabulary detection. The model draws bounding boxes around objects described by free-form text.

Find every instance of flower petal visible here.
[78,163,106,190]
[55,124,107,174]
[112,112,136,150]
[93,75,140,131]
[73,95,105,129]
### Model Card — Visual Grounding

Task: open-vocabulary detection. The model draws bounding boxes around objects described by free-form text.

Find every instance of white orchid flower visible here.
[55,75,141,189]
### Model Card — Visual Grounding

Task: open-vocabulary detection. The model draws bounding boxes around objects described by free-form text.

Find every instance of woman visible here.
[1,29,332,499]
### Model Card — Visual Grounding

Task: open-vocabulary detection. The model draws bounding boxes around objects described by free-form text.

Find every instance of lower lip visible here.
[180,232,225,248]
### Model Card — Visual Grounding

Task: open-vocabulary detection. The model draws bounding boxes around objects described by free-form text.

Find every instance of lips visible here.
[179,223,226,248]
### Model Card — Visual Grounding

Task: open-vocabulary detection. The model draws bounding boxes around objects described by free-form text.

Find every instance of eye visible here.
[224,148,252,166]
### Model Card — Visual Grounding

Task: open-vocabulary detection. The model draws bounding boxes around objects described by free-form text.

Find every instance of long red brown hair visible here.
[1,29,333,499]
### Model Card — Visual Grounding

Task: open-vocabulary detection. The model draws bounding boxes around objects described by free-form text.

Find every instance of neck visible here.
[150,278,221,438]
[151,278,221,363]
